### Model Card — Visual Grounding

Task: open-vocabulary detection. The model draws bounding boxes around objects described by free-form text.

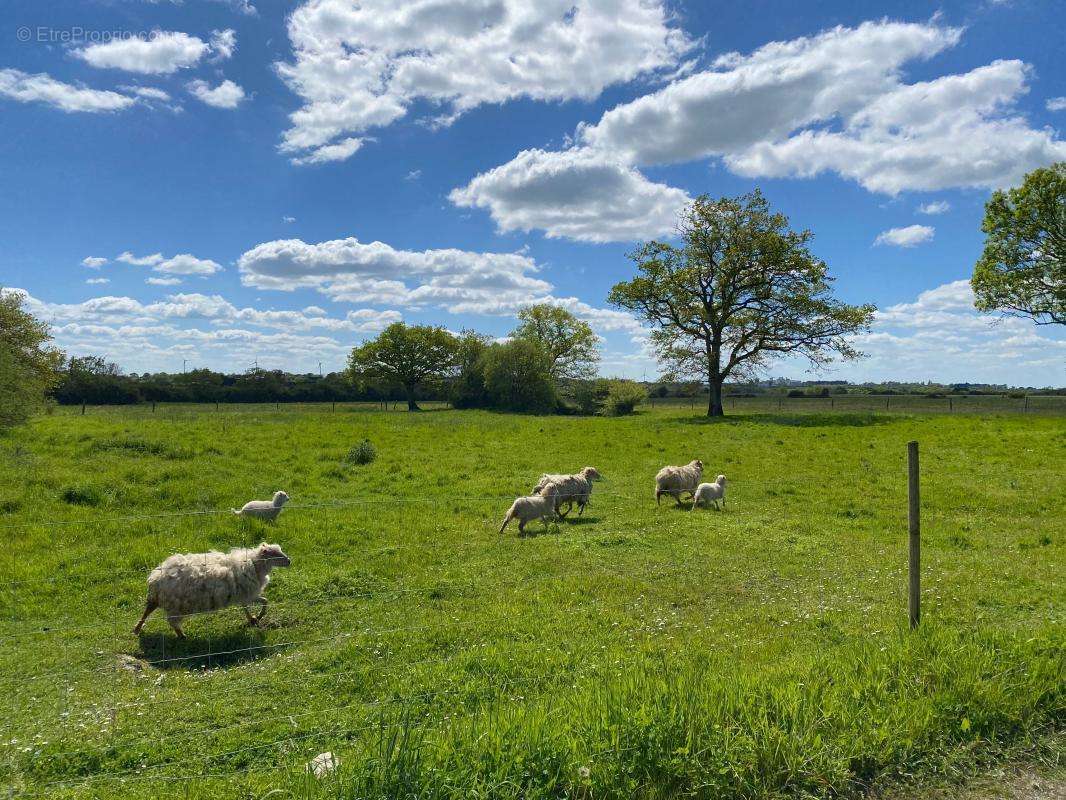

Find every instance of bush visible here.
[787,389,806,398]
[571,379,611,415]
[345,439,376,465]
[601,380,645,416]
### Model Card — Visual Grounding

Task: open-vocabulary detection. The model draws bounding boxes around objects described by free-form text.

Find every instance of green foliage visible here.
[609,191,875,416]
[451,330,494,409]
[348,323,460,410]
[575,379,647,416]
[479,339,558,413]
[0,406,1061,798]
[571,378,611,415]
[972,162,1065,325]
[345,438,377,465]
[511,304,600,380]
[0,289,64,428]
[54,356,140,405]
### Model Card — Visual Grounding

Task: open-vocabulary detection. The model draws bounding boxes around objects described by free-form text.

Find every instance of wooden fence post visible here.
[908,440,921,629]
[948,397,953,412]
[1024,396,1029,412]
[81,403,86,416]
[151,401,156,413]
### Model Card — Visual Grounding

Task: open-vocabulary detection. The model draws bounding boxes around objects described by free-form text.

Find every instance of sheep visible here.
[499,483,559,535]
[232,490,290,522]
[532,466,603,518]
[655,460,703,506]
[132,542,291,638]
[691,475,727,511]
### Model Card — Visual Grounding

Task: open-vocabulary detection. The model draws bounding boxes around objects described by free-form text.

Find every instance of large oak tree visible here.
[347,322,459,411]
[608,191,875,416]
[971,162,1065,326]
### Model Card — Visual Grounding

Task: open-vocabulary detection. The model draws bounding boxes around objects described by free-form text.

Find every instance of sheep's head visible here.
[716,474,727,486]
[539,483,559,498]
[581,467,603,481]
[691,460,704,472]
[257,543,291,568]
[272,491,290,507]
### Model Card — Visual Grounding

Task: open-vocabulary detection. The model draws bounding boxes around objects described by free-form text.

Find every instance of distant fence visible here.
[648,393,1066,416]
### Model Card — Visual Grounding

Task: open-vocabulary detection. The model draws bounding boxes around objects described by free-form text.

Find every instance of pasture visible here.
[0,404,1062,798]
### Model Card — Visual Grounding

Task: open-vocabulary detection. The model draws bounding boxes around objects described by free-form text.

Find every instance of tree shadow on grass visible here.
[134,625,288,671]
[677,412,893,428]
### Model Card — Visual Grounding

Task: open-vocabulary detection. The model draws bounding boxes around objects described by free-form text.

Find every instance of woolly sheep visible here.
[132,542,291,638]
[532,466,603,518]
[232,490,290,522]
[499,484,559,535]
[691,475,727,511]
[655,460,703,506]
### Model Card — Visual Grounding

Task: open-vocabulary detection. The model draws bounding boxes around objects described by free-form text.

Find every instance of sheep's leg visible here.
[691,497,699,512]
[517,519,526,535]
[243,606,258,626]
[674,492,683,507]
[167,615,186,639]
[556,501,571,519]
[655,489,662,506]
[578,501,586,516]
[132,599,158,635]
[252,596,268,624]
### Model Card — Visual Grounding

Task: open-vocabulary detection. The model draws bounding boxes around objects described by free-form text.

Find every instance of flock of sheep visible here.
[132,460,727,639]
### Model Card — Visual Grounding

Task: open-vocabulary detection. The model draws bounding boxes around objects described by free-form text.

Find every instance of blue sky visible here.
[1,0,1064,385]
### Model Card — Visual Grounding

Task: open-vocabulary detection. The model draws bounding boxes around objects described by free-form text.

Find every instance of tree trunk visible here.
[708,378,724,417]
[405,384,420,411]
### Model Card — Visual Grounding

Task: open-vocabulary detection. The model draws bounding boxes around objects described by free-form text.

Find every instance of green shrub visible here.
[346,439,377,465]
[601,380,646,416]
[571,379,611,415]
[480,340,558,413]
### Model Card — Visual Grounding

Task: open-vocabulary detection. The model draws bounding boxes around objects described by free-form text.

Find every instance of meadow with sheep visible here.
[0,403,1062,799]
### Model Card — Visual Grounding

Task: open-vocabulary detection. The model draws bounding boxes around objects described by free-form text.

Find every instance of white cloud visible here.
[874,225,934,248]
[283,216,296,223]
[187,79,245,108]
[208,29,238,61]
[82,256,108,269]
[116,250,222,275]
[119,85,172,102]
[211,0,258,15]
[1047,97,1066,112]
[290,137,364,166]
[848,280,1066,385]
[146,277,184,286]
[117,251,164,266]
[405,170,422,181]
[449,148,690,242]
[277,0,692,159]
[75,31,216,75]
[455,20,1066,241]
[0,68,135,113]
[86,277,110,285]
[917,201,950,215]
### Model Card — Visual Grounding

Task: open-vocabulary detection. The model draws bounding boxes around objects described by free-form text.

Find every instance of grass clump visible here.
[60,484,104,506]
[345,438,377,465]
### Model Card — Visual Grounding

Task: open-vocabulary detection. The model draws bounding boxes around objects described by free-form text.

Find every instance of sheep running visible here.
[532,466,603,518]
[655,460,704,506]
[132,542,291,638]
[232,490,290,522]
[692,475,727,511]
[499,484,560,535]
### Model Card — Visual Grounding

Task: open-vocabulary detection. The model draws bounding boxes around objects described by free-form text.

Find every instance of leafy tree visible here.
[451,330,493,409]
[971,162,1065,325]
[511,304,599,381]
[54,355,140,405]
[601,379,646,416]
[347,322,459,410]
[0,289,64,428]
[479,339,557,413]
[608,191,875,416]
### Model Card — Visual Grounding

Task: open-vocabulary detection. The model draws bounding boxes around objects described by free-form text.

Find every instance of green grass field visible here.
[0,405,1062,798]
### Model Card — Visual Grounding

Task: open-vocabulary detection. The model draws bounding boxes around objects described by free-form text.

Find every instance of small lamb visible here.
[691,475,727,511]
[532,466,603,518]
[133,542,291,638]
[655,460,703,506]
[499,483,559,535]
[232,490,290,522]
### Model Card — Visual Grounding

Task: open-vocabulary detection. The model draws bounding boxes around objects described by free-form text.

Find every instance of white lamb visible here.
[655,459,703,506]
[499,484,560,535]
[532,466,603,518]
[232,490,290,522]
[692,475,727,511]
[132,542,291,638]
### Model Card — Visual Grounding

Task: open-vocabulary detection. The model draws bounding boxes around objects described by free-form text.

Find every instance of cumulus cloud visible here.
[116,250,222,275]
[874,225,935,248]
[82,256,108,269]
[454,20,1066,241]
[75,29,234,74]
[0,68,135,113]
[917,201,950,215]
[276,0,692,159]
[449,148,690,242]
[187,79,245,108]
[1047,97,1066,112]
[290,137,364,166]
[119,85,172,102]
